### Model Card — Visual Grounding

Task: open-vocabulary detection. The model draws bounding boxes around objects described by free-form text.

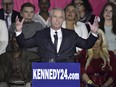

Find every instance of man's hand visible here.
[88,16,99,34]
[15,16,24,32]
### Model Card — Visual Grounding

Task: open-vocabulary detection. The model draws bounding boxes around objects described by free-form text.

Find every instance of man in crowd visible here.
[9,2,44,53]
[0,0,21,29]
[33,0,51,28]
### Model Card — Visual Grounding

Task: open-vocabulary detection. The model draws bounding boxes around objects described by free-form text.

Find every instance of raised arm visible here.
[15,16,24,32]
[88,16,99,34]
[15,16,38,48]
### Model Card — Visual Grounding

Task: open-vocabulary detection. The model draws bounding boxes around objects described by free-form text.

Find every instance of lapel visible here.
[45,28,56,52]
[58,28,68,53]
[11,10,15,23]
[0,9,5,20]
[45,28,69,53]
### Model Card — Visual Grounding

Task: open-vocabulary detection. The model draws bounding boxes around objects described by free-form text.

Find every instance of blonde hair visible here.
[64,4,80,26]
[85,29,112,70]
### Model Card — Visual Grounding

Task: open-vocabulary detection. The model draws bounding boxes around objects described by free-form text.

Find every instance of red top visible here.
[76,50,116,86]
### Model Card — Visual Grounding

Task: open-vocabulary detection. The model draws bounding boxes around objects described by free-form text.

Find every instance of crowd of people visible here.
[0,0,116,87]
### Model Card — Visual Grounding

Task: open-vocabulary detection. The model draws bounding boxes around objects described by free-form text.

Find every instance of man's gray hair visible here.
[49,8,65,18]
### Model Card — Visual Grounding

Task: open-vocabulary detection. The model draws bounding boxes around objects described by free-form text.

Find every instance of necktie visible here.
[54,31,58,51]
[5,15,9,28]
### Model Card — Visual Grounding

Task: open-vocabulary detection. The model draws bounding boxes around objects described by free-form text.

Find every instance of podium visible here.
[32,63,80,87]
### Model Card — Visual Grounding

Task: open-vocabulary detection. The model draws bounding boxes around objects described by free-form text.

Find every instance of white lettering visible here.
[33,69,79,80]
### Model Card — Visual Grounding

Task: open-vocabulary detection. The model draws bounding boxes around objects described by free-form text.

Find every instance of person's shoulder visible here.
[108,50,115,58]
[12,10,21,17]
[12,10,20,13]
[36,27,50,34]
[33,12,40,18]
[22,50,38,55]
[76,21,86,29]
[62,27,75,32]
[0,19,5,23]
[35,12,39,15]
[80,50,87,55]
[76,50,87,61]
[0,52,11,59]
[62,27,77,35]
[0,19,6,27]
[34,21,44,28]
[77,21,85,25]
[0,8,4,12]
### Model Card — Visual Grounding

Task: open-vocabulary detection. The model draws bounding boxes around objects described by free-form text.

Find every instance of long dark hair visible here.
[99,3,116,35]
[71,0,93,13]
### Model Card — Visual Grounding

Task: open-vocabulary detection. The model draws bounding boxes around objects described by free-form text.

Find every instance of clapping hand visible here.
[88,16,99,34]
[15,16,24,32]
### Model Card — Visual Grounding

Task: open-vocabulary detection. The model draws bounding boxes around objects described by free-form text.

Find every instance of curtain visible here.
[89,0,108,16]
[0,0,72,13]
[0,0,108,15]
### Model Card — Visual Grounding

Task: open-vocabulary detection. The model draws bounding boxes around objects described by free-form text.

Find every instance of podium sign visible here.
[32,63,80,87]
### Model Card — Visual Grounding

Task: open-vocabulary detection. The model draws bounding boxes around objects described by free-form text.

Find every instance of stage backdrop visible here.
[0,0,108,15]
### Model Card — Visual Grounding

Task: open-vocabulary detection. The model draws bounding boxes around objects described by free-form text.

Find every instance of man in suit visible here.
[0,0,21,29]
[15,8,98,62]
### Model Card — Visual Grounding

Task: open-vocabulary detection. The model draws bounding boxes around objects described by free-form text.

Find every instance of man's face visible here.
[21,7,35,22]
[50,10,64,30]
[2,0,14,14]
[39,0,50,11]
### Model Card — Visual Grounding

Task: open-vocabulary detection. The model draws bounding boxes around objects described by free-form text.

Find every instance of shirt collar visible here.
[50,27,61,34]
[4,12,12,17]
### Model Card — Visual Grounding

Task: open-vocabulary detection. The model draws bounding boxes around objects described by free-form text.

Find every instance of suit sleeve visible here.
[75,33,98,49]
[16,31,39,48]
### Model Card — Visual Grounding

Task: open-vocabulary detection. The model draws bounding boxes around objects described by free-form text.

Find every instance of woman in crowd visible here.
[62,4,88,54]
[71,0,96,32]
[109,0,116,5]
[76,29,116,87]
[99,3,116,56]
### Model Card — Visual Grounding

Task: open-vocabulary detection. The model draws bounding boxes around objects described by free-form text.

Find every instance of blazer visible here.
[0,9,21,23]
[16,28,98,62]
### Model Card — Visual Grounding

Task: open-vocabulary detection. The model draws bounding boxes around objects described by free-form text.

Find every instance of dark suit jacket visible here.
[0,8,21,23]
[16,28,98,62]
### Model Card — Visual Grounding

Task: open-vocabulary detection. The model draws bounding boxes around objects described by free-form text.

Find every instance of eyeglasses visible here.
[2,2,13,6]
[75,2,83,7]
